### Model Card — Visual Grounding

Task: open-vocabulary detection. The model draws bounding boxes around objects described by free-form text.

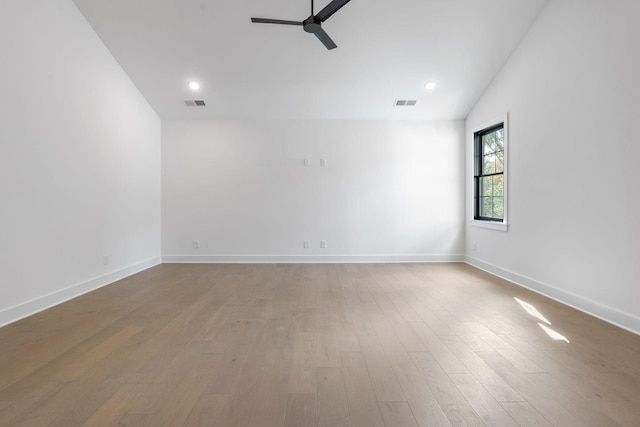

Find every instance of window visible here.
[474,122,505,223]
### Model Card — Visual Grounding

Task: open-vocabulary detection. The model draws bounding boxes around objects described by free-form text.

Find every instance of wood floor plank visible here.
[125,383,172,416]
[440,336,524,403]
[449,323,494,352]
[288,332,317,394]
[184,393,228,427]
[245,345,293,427]
[497,348,546,374]
[388,321,428,352]
[405,300,457,337]
[83,383,146,427]
[378,401,419,427]
[0,360,45,391]
[519,347,630,402]
[284,393,317,427]
[201,350,251,394]
[589,400,640,427]
[11,412,60,427]
[54,325,141,382]
[128,290,219,361]
[598,372,640,402]
[340,351,386,427]
[317,367,350,427]
[316,333,340,367]
[190,304,237,342]
[357,333,406,402]
[449,373,518,426]
[116,413,151,426]
[500,402,553,427]
[46,381,124,427]
[409,351,484,426]
[0,325,127,401]
[374,328,451,427]
[9,382,81,420]
[478,351,617,427]
[333,326,361,352]
[0,382,64,426]
[407,321,468,374]
[147,372,211,426]
[126,342,187,385]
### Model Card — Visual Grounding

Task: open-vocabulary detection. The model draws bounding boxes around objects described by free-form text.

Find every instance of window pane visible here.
[483,154,496,174]
[481,197,493,218]
[491,175,504,197]
[481,129,504,175]
[495,149,504,173]
[484,130,502,150]
[481,175,504,200]
[483,133,496,154]
[493,197,504,219]
[480,177,488,197]
[480,176,492,197]
[495,129,504,149]
[483,140,494,155]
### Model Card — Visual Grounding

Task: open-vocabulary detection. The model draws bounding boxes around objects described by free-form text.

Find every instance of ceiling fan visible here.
[251,0,352,50]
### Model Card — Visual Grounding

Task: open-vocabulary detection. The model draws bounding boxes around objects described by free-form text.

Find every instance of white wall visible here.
[162,120,464,262]
[465,0,640,332]
[0,0,161,326]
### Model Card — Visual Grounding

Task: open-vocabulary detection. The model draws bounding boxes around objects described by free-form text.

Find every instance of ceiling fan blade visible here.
[315,0,351,22]
[314,28,337,50]
[251,18,303,26]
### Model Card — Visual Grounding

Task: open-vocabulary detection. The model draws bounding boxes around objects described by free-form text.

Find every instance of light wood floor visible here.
[1,263,639,426]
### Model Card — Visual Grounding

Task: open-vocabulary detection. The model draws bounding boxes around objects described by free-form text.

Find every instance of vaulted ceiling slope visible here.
[72,0,549,120]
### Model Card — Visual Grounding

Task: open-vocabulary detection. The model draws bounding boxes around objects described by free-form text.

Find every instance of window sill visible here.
[471,220,508,232]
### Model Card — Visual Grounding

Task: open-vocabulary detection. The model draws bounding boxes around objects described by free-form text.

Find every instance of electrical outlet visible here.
[320,159,326,167]
[103,255,109,265]
[303,159,310,167]
[303,240,310,249]
[473,243,477,252]
[193,241,200,249]
[320,240,327,249]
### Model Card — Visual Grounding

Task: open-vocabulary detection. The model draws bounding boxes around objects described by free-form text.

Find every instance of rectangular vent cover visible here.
[184,100,206,107]
[395,99,417,107]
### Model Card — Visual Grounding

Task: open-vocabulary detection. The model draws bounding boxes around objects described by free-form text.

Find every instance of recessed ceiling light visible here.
[188,81,201,91]
[425,81,437,90]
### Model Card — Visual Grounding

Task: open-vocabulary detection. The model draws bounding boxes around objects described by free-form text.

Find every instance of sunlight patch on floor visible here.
[538,322,570,343]
[514,297,551,325]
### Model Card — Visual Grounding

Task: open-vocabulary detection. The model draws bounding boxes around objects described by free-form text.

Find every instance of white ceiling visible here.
[72,0,549,121]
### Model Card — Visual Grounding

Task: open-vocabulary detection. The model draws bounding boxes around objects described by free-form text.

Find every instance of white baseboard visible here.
[162,254,465,264]
[0,256,161,328]
[465,255,640,336]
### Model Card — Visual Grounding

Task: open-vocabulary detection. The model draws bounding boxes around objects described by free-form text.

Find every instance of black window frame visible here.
[474,123,505,222]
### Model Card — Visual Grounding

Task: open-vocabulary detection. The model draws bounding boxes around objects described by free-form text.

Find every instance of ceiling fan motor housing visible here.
[303,16,322,33]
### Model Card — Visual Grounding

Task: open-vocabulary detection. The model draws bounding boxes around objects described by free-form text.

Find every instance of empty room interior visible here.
[2,0,640,426]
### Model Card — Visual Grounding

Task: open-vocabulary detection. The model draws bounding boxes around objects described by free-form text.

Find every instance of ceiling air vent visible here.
[184,100,206,107]
[395,99,417,107]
